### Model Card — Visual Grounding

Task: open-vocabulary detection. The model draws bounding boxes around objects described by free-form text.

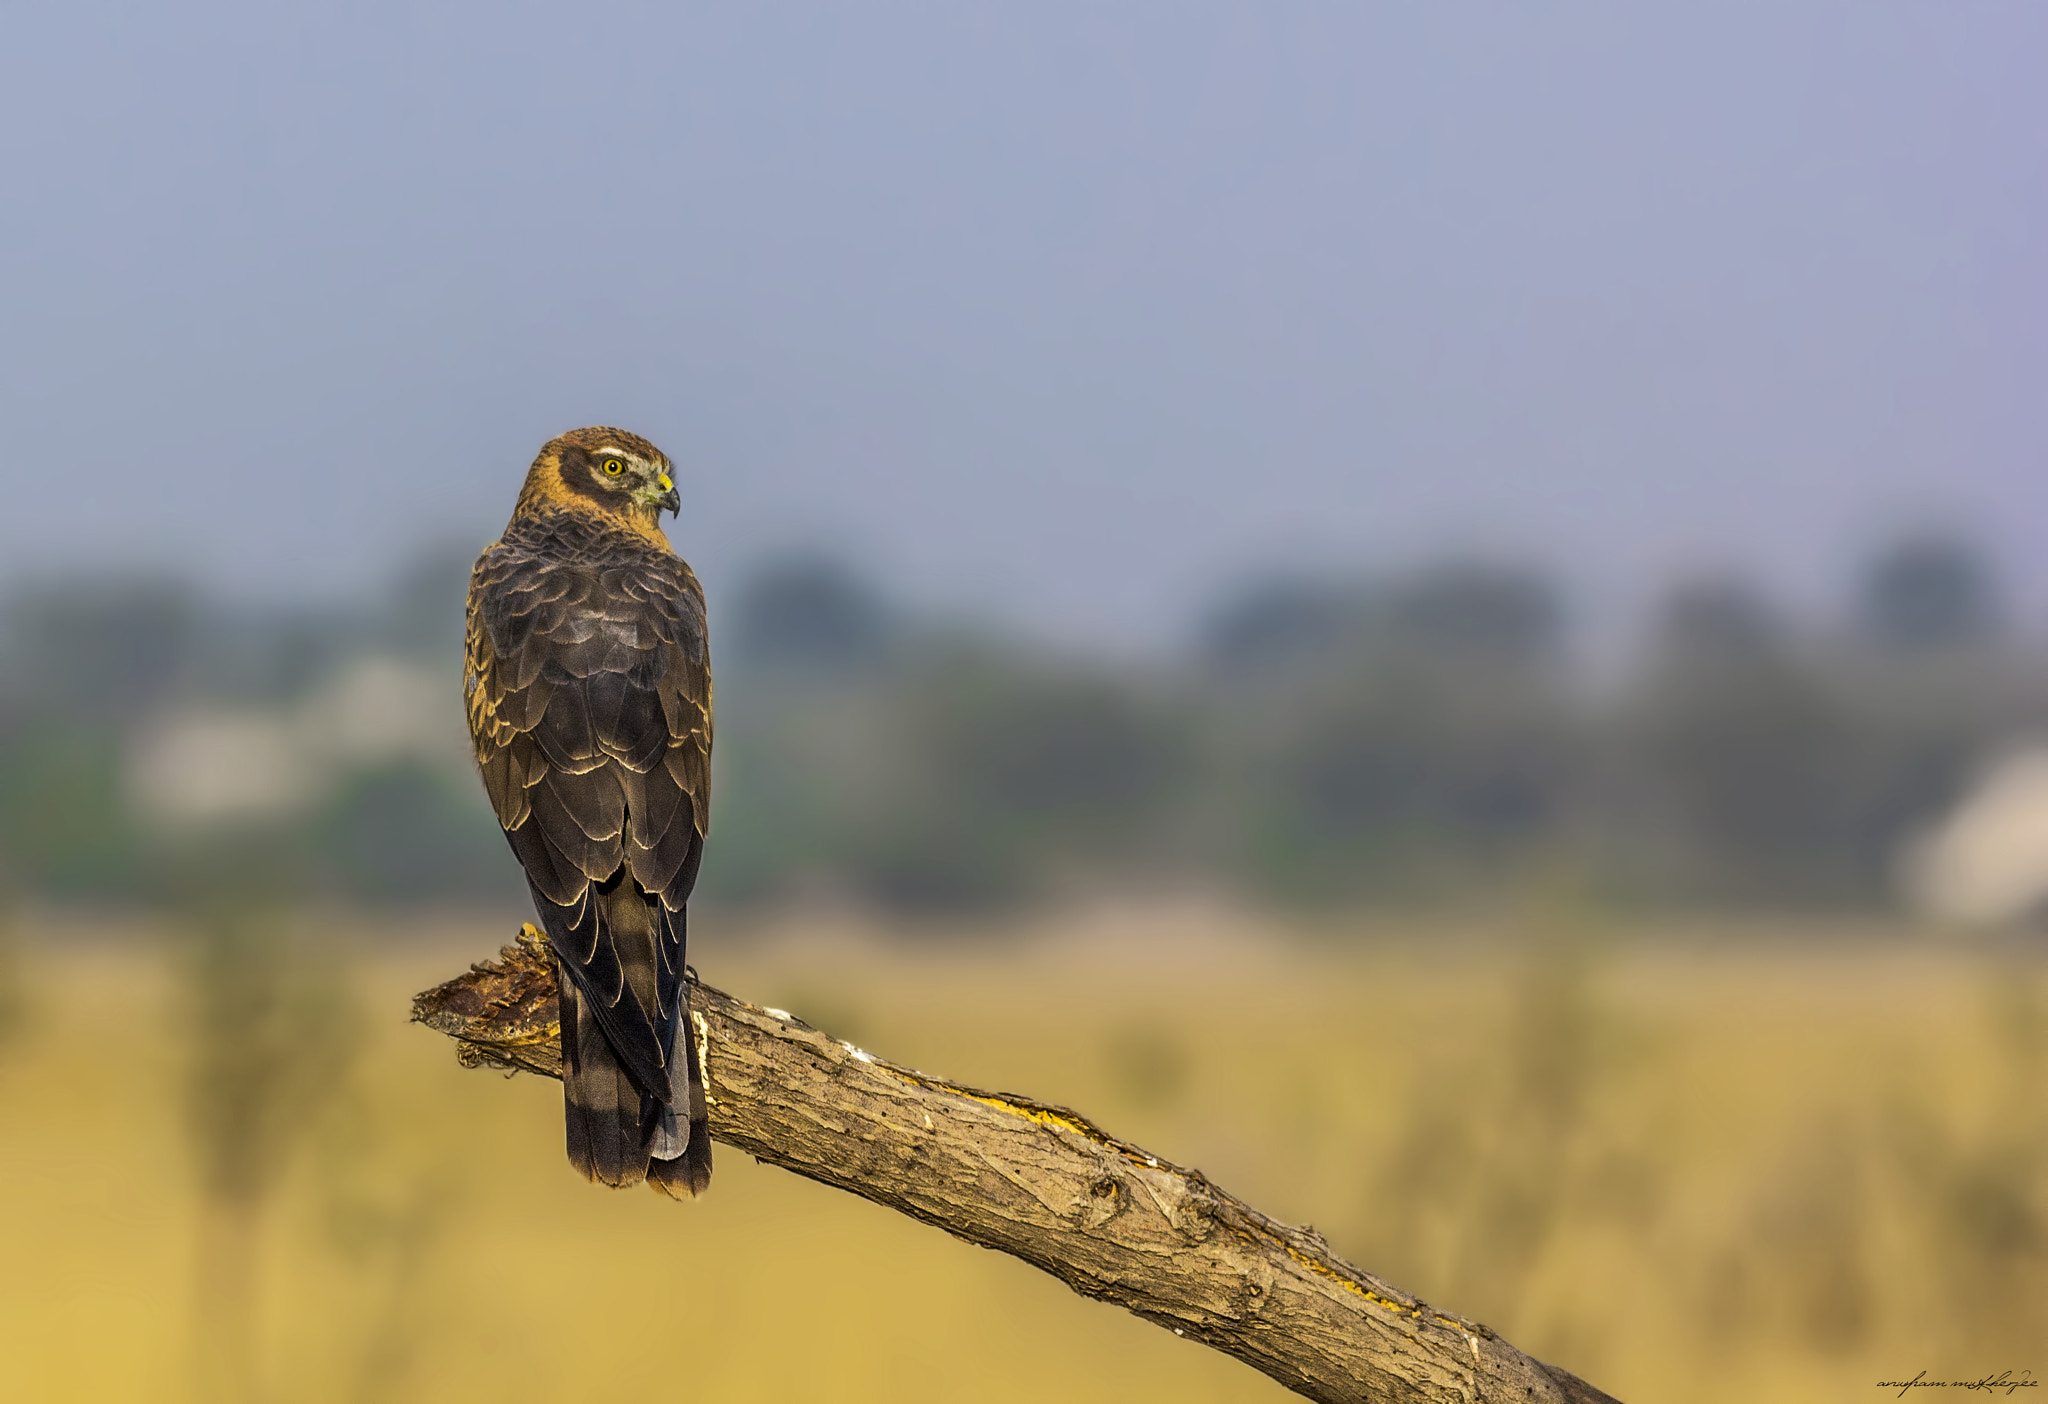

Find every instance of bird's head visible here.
[518,426,681,531]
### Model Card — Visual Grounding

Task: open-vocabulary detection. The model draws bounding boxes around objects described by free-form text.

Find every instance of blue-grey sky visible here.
[3,3,2043,648]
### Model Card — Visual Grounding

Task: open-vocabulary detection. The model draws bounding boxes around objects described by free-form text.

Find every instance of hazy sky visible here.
[3,3,2043,648]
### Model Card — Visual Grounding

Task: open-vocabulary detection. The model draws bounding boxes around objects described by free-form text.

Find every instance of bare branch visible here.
[413,926,1622,1404]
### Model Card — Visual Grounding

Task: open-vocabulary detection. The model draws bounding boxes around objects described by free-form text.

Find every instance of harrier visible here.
[465,427,712,1196]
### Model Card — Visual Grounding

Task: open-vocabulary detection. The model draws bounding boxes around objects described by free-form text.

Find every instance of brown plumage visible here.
[465,427,713,1196]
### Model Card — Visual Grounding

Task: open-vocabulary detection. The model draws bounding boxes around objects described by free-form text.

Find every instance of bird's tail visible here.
[557,884,712,1195]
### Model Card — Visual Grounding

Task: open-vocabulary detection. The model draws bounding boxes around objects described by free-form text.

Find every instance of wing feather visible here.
[541,766,625,843]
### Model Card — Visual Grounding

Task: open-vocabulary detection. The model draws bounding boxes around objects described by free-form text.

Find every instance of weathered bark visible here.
[413,926,1621,1404]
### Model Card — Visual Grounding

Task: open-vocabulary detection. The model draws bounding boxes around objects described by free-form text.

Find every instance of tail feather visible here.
[647,1143,711,1199]
[561,970,659,1187]
[646,954,692,1163]
[648,993,713,1198]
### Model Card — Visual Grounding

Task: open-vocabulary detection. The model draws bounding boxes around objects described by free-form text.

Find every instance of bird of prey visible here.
[464,427,713,1197]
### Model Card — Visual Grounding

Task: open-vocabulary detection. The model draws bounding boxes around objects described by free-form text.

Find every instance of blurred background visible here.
[2,4,2044,1402]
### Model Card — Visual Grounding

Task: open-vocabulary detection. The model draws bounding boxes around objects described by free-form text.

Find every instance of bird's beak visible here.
[658,473,680,517]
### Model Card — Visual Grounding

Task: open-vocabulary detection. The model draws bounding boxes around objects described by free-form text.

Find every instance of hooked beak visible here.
[657,473,680,517]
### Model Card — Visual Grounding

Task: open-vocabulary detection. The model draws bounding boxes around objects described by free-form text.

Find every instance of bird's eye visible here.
[603,458,624,476]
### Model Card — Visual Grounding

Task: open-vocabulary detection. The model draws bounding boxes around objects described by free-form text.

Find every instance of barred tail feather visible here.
[648,998,713,1198]
[560,969,659,1187]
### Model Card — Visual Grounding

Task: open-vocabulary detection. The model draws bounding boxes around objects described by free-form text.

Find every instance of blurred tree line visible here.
[0,549,502,905]
[710,532,2048,911]
[0,532,2042,913]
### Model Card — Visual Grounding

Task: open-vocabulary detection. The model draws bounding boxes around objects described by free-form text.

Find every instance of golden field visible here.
[0,902,2042,1403]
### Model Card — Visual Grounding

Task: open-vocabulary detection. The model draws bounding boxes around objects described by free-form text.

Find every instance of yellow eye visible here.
[603,458,624,476]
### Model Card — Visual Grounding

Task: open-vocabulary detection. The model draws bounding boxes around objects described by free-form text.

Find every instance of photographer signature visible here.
[1878,1370,2037,1398]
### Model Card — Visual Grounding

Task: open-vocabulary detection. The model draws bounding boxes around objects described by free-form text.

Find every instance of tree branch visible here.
[412,926,1621,1404]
